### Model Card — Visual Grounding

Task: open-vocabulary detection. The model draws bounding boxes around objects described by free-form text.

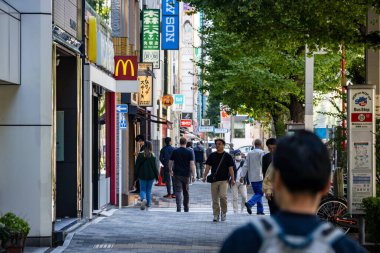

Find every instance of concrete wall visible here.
[0,0,53,246]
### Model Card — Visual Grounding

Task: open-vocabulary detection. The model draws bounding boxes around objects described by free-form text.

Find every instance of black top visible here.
[193,146,205,162]
[170,147,194,177]
[262,152,273,176]
[205,152,234,181]
[220,211,367,253]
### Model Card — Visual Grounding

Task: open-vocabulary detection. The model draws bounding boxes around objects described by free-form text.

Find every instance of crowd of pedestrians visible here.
[132,131,367,252]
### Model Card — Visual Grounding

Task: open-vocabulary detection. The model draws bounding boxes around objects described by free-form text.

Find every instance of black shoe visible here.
[257,212,265,215]
[184,208,189,212]
[131,190,140,194]
[245,202,252,215]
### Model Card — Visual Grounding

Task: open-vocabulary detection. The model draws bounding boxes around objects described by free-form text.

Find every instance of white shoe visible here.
[221,213,226,221]
[213,215,219,222]
[140,199,147,210]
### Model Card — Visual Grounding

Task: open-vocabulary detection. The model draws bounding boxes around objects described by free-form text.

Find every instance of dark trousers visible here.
[268,198,279,215]
[163,167,174,195]
[173,175,190,211]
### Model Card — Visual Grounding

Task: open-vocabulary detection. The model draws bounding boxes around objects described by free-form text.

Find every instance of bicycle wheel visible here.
[317,197,351,234]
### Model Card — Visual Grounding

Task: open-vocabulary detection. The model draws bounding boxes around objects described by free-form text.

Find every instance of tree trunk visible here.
[289,94,305,123]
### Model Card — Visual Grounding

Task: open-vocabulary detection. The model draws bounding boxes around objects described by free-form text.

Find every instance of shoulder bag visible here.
[206,152,226,183]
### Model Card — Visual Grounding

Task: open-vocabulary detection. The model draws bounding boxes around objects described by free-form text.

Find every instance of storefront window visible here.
[99,95,106,175]
[234,122,245,138]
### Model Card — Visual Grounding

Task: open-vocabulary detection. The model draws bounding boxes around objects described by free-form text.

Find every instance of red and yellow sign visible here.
[114,56,138,80]
[162,95,174,106]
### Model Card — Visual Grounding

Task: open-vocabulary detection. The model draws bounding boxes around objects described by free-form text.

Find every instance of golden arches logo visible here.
[115,59,135,77]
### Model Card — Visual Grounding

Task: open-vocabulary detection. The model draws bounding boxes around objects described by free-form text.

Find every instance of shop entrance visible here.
[55,47,80,220]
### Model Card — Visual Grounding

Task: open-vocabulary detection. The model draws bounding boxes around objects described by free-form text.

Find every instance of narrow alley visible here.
[52,182,267,253]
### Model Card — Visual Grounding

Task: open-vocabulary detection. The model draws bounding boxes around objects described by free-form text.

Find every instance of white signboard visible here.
[214,128,228,134]
[142,50,160,69]
[198,126,214,132]
[347,85,376,214]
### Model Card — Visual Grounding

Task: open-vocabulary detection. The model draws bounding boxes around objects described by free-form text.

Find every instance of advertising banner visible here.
[347,85,376,214]
[162,15,179,50]
[137,63,154,107]
[180,119,192,127]
[114,56,138,80]
[173,94,184,111]
[162,0,179,50]
[142,9,160,68]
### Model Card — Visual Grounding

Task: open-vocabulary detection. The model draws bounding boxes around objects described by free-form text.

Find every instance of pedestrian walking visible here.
[159,137,175,198]
[262,138,279,215]
[134,141,158,211]
[263,162,277,215]
[202,138,235,222]
[231,151,248,214]
[193,142,206,180]
[132,134,146,194]
[240,139,265,215]
[186,141,196,185]
[169,137,196,212]
[221,130,366,253]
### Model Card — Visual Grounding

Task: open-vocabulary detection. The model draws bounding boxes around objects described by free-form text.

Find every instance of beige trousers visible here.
[232,181,247,213]
[211,180,228,216]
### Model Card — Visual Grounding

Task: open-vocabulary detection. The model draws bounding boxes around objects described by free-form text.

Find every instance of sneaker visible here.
[146,206,150,211]
[213,215,219,222]
[171,194,176,198]
[221,213,226,221]
[163,194,171,198]
[245,202,252,215]
[140,199,147,210]
[257,212,265,215]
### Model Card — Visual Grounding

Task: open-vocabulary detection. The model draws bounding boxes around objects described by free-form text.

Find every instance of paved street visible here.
[52,181,268,253]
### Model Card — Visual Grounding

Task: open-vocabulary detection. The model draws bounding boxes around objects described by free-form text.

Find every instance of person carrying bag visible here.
[202,139,235,222]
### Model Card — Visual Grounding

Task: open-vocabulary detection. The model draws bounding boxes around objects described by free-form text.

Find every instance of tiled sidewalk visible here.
[52,181,268,252]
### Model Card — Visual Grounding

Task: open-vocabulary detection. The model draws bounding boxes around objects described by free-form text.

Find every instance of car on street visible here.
[236,145,253,158]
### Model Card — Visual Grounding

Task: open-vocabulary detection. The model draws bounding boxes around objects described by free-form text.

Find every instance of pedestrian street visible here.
[51,181,269,253]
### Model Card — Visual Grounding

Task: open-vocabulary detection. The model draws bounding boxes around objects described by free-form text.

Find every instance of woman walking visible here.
[135,141,159,210]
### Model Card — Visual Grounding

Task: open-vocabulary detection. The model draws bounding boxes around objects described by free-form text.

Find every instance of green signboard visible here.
[142,9,160,50]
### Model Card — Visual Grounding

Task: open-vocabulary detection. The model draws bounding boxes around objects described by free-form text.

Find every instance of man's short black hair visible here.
[273,130,330,194]
[136,135,145,142]
[179,137,187,145]
[214,138,225,145]
[186,141,193,148]
[266,138,277,147]
[164,137,171,145]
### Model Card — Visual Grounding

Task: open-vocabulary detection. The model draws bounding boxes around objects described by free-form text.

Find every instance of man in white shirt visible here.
[239,139,265,215]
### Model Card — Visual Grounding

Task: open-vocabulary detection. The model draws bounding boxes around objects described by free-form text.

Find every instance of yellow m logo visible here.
[115,59,135,77]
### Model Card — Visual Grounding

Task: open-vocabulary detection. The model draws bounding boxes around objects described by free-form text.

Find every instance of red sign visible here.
[351,113,372,122]
[114,56,138,80]
[180,119,192,127]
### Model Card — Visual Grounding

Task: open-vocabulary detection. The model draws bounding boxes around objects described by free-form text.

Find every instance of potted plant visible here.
[0,213,30,253]
[0,222,10,253]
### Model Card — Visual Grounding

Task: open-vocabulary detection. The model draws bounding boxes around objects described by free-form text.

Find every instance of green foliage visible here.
[0,213,30,235]
[362,197,380,242]
[87,0,110,22]
[205,96,220,127]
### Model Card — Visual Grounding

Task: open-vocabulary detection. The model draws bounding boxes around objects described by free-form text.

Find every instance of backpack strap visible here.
[311,222,345,245]
[249,217,281,240]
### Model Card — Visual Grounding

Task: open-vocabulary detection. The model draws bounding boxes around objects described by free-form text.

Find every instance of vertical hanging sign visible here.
[142,9,160,69]
[162,0,179,50]
[347,85,376,214]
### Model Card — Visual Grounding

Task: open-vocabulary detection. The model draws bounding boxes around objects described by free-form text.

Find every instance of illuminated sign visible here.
[138,63,154,107]
[162,0,179,50]
[114,56,138,80]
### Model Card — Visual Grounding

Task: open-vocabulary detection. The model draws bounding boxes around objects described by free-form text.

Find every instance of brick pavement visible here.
[54,181,269,253]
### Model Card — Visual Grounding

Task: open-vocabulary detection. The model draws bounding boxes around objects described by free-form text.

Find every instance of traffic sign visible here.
[198,126,214,132]
[116,104,128,113]
[214,128,228,134]
[120,119,127,129]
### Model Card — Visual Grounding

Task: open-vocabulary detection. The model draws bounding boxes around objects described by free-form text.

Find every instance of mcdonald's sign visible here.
[114,56,138,80]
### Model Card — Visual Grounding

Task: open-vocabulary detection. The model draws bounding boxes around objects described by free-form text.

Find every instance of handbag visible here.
[206,152,226,183]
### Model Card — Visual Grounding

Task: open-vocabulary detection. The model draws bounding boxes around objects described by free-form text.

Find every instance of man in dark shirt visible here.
[132,134,146,194]
[159,137,175,198]
[193,142,206,180]
[221,131,366,253]
[202,138,235,222]
[262,137,278,215]
[169,137,196,212]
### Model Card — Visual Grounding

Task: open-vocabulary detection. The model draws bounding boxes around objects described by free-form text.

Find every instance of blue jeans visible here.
[247,181,263,213]
[139,179,154,207]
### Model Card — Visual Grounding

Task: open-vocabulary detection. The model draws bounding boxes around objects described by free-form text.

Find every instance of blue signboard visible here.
[162,0,179,16]
[162,15,179,50]
[174,94,184,105]
[116,104,128,113]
